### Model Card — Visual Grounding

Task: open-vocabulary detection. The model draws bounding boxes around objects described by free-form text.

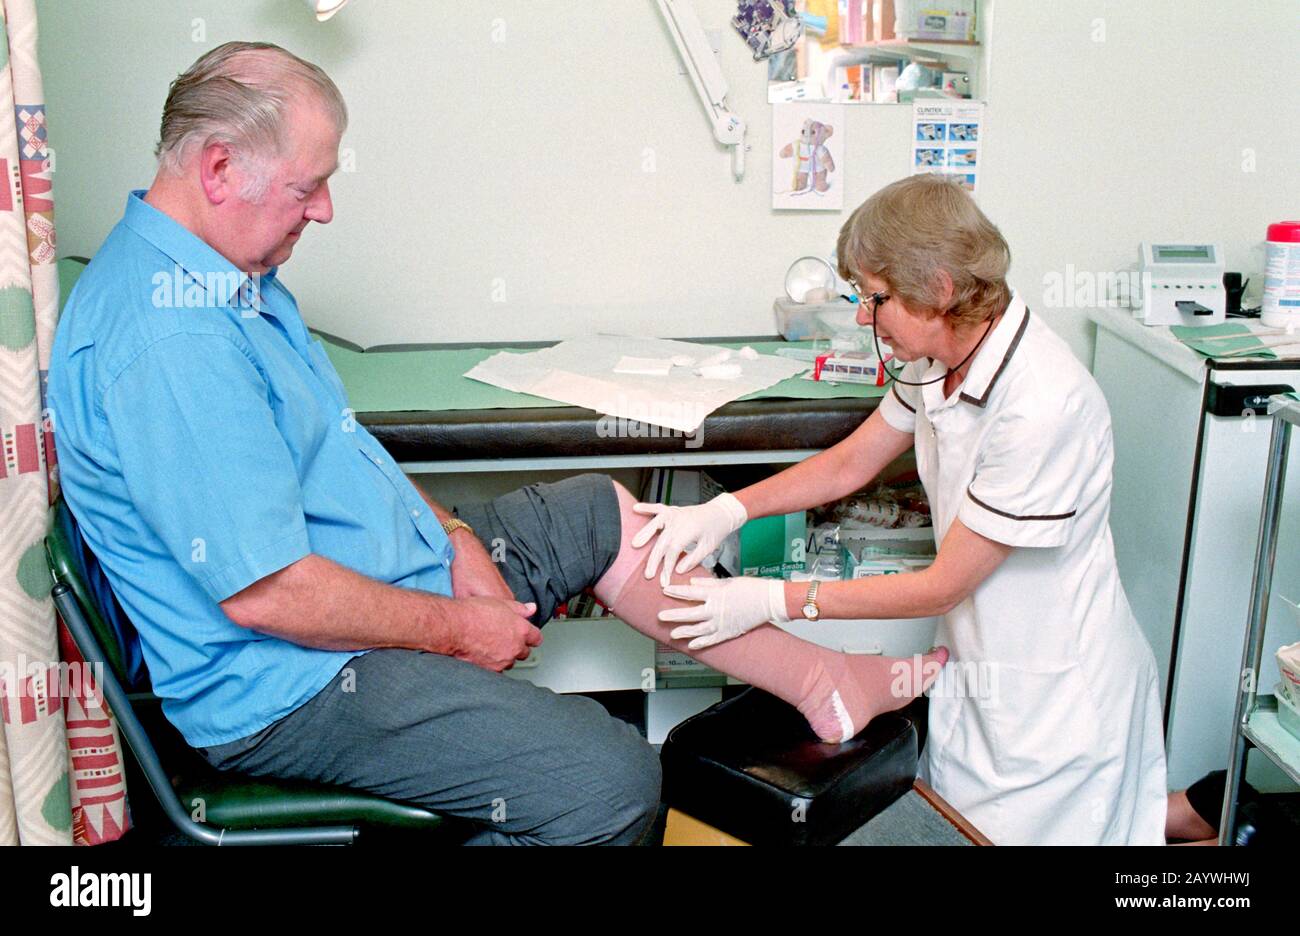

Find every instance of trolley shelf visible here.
[1242,696,1300,786]
[1223,394,1300,843]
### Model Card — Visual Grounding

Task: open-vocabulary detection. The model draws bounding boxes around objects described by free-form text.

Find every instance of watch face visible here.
[803,603,819,619]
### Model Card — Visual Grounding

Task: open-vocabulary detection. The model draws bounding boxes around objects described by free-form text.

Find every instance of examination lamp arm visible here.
[656,0,747,181]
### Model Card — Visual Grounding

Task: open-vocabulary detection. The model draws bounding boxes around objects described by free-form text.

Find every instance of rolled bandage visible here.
[695,349,733,369]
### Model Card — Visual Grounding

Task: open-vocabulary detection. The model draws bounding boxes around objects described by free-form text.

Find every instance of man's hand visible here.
[450,596,543,672]
[415,490,544,670]
[448,527,515,602]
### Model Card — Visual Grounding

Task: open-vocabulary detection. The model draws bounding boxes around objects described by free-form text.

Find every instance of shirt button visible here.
[410,509,420,518]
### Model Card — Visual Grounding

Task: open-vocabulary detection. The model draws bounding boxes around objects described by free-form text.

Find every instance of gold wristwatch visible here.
[441,518,474,537]
[801,580,821,621]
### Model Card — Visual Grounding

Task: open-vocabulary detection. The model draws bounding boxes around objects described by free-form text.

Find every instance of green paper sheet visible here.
[317,336,888,414]
[1170,323,1277,360]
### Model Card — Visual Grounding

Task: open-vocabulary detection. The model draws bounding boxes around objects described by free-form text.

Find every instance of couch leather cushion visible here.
[361,397,877,462]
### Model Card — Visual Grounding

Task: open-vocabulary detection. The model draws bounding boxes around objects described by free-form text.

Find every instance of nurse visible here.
[634,174,1167,845]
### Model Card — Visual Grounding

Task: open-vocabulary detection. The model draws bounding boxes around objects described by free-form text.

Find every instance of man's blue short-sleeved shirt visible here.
[47,191,455,747]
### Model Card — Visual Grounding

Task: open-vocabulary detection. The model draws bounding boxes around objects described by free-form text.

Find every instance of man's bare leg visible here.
[593,481,947,743]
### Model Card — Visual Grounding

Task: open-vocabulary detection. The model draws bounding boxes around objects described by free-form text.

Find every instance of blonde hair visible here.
[155,41,347,202]
[836,174,1011,328]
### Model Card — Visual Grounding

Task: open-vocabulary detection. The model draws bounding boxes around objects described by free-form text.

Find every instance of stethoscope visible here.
[857,290,998,388]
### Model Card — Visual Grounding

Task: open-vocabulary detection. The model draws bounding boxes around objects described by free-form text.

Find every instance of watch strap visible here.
[803,580,821,620]
[441,518,474,537]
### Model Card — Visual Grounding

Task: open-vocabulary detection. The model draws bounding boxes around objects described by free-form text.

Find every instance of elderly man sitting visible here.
[48,42,937,845]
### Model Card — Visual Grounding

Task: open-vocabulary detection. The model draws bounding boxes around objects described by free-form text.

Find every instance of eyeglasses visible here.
[860,291,890,315]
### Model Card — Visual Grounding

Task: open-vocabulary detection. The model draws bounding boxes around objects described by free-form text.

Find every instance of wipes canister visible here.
[1262,221,1300,328]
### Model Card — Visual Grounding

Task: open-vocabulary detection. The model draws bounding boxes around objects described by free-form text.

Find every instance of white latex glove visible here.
[659,576,790,650]
[631,492,748,587]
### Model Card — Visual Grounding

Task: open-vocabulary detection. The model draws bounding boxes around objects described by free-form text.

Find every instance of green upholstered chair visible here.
[47,493,460,845]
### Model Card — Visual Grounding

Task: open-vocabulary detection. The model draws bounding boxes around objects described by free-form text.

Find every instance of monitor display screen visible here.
[1155,245,1212,261]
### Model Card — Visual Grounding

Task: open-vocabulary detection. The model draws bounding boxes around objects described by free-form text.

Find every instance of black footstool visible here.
[661,688,927,846]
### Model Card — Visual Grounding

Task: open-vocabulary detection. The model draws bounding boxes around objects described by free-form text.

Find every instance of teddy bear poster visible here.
[772,103,846,211]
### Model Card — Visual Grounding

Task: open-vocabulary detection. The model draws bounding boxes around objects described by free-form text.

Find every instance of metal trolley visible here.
[1222,395,1300,844]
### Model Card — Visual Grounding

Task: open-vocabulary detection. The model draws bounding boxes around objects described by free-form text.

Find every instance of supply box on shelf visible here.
[841,526,937,578]
[894,0,977,41]
[718,511,809,580]
[1275,684,1300,743]
[1277,640,1300,704]
[774,297,858,342]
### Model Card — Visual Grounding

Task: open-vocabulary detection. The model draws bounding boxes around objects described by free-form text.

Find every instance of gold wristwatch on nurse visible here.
[801,580,821,621]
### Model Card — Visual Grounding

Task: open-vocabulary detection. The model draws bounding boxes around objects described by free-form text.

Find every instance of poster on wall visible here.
[772,103,845,210]
[911,99,983,195]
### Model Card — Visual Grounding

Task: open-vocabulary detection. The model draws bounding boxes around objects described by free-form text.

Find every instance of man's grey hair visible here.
[155,41,347,202]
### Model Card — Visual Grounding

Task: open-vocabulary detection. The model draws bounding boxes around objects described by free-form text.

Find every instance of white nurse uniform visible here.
[877,292,1167,845]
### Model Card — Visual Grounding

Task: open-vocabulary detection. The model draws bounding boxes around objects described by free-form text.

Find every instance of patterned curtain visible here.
[0,0,128,845]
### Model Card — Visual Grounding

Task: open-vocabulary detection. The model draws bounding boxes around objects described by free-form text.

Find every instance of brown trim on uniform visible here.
[891,384,916,414]
[959,307,1032,408]
[967,487,1076,522]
